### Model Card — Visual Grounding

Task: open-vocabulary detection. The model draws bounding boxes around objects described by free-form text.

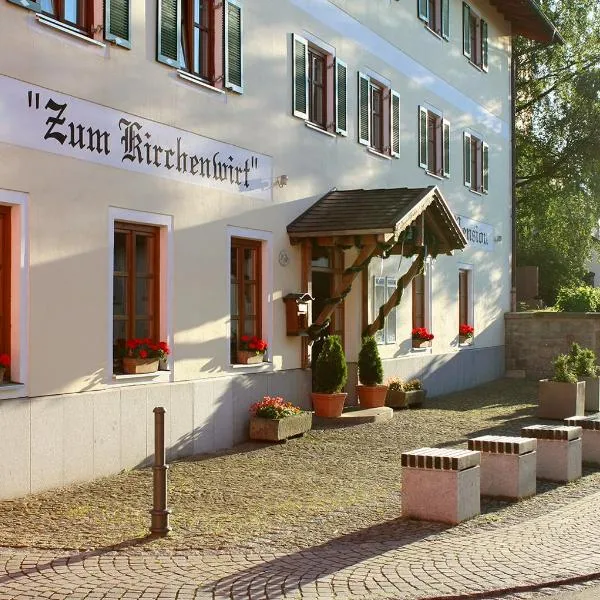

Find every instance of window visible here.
[231,238,262,362]
[8,0,131,47]
[373,276,397,345]
[419,106,450,177]
[463,3,488,71]
[157,0,243,93]
[0,207,10,380]
[458,266,473,342]
[113,222,160,366]
[412,273,425,330]
[463,132,489,193]
[358,73,400,157]
[418,0,449,39]
[292,34,347,136]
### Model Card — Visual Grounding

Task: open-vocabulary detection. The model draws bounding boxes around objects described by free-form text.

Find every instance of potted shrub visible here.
[412,327,434,349]
[121,338,170,374]
[311,335,348,418]
[386,377,426,408]
[538,353,585,419]
[568,342,600,412]
[237,335,268,364]
[459,323,474,345]
[249,396,312,442]
[357,336,388,408]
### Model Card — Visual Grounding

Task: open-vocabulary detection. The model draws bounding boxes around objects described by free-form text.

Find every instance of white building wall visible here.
[0,0,512,498]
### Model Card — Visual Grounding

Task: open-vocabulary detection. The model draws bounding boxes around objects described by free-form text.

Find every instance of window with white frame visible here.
[418,106,449,177]
[292,34,347,136]
[358,73,400,157]
[463,3,488,71]
[417,0,449,39]
[373,276,397,345]
[157,0,243,93]
[463,132,489,193]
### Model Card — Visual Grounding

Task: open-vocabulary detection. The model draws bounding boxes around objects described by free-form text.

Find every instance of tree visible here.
[515,0,600,303]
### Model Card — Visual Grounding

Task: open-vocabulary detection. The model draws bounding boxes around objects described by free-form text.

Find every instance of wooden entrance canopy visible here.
[287,186,467,340]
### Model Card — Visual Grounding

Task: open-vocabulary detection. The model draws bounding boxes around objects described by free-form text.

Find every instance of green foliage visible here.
[555,285,600,312]
[403,378,422,391]
[515,1,600,303]
[313,335,348,394]
[567,342,599,378]
[357,336,384,386]
[552,353,578,383]
[386,377,404,392]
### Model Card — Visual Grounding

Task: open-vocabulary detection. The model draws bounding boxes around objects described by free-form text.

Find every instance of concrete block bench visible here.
[401,447,480,524]
[521,425,582,482]
[565,416,600,465]
[468,435,537,500]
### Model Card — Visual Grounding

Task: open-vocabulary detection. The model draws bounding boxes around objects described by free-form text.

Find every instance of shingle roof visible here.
[287,186,467,254]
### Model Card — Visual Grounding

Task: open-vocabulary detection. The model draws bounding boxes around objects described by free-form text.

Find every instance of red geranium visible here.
[240,335,268,354]
[250,396,302,419]
[124,338,170,360]
[0,354,10,368]
[412,327,434,341]
[459,324,474,338]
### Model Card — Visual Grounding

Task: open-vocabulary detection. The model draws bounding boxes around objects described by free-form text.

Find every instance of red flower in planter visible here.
[240,335,268,354]
[412,327,434,341]
[0,354,10,368]
[459,324,474,338]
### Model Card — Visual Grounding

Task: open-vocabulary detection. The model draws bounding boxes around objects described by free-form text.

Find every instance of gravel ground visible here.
[1,377,598,555]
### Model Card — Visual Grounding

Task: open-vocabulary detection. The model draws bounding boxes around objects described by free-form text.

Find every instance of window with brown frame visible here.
[39,0,92,32]
[463,132,489,193]
[0,206,11,379]
[463,3,488,71]
[412,273,425,330]
[418,105,450,177]
[458,268,470,327]
[307,47,327,129]
[113,222,160,364]
[417,0,449,39]
[181,0,214,82]
[230,237,263,362]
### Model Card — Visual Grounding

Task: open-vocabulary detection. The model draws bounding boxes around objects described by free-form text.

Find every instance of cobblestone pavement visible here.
[3,489,600,600]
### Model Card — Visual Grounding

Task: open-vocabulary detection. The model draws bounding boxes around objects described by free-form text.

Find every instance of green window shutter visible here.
[418,106,428,169]
[335,58,348,136]
[157,0,181,67]
[105,0,131,49]
[482,142,489,192]
[7,0,41,10]
[225,0,243,93]
[441,0,450,39]
[463,132,472,188]
[292,34,308,119]
[463,3,471,59]
[481,19,489,71]
[390,90,401,158]
[417,0,428,22]
[443,119,450,177]
[358,72,370,146]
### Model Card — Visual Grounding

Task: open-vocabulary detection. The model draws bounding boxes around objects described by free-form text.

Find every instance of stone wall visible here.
[505,313,600,380]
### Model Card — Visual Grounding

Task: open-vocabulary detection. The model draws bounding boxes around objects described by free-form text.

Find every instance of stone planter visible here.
[249,412,313,442]
[412,339,431,349]
[386,389,426,409]
[356,384,388,408]
[236,350,264,364]
[310,392,347,418]
[122,357,159,374]
[584,376,600,412]
[537,379,585,419]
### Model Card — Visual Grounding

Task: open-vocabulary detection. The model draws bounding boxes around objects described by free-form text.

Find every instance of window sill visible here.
[176,70,226,95]
[423,24,446,42]
[424,170,445,180]
[367,147,392,160]
[230,362,272,370]
[304,122,337,138]
[0,383,27,399]
[111,370,172,384]
[410,346,432,354]
[36,14,106,48]
[467,59,486,73]
[468,187,487,196]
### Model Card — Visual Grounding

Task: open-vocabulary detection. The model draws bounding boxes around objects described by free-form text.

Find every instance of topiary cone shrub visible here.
[313,335,347,393]
[357,335,387,408]
[358,336,383,386]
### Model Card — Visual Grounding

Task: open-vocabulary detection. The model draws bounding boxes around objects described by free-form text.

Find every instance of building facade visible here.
[0,0,557,499]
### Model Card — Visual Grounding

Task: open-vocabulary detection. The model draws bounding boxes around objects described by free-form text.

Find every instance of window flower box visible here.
[412,327,434,349]
[122,357,159,374]
[236,350,265,365]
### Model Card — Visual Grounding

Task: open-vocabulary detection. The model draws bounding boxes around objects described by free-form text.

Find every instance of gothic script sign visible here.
[455,215,495,252]
[0,75,273,200]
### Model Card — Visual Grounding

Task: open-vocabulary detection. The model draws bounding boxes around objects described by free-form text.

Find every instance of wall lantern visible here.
[283,293,314,336]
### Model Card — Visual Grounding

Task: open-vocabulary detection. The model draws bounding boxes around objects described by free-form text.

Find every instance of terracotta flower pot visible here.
[412,339,430,349]
[459,335,473,345]
[237,350,264,364]
[310,392,347,418]
[122,357,159,374]
[356,384,388,408]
